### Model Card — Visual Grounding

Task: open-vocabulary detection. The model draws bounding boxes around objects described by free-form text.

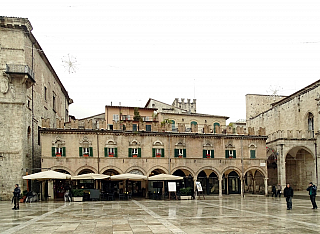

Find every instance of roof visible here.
[105,105,157,110]
[161,112,229,120]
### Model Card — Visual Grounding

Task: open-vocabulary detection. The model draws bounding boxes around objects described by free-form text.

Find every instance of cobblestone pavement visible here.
[0,195,320,234]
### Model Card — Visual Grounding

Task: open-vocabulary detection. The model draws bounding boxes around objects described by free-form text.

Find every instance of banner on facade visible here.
[196,181,203,192]
[168,182,176,192]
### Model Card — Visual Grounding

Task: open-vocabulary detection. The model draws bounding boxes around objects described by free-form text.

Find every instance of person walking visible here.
[272,185,277,197]
[276,183,282,197]
[283,183,294,210]
[12,184,21,210]
[307,182,317,209]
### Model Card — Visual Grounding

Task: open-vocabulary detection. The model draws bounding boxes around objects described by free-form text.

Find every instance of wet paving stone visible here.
[1,195,320,233]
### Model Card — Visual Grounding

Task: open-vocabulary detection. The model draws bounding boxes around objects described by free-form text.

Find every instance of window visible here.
[250,150,256,159]
[146,125,151,132]
[79,147,93,157]
[225,150,236,158]
[174,149,186,158]
[203,149,214,158]
[53,93,56,112]
[44,86,47,101]
[308,112,314,138]
[113,114,119,122]
[128,148,141,157]
[133,124,137,132]
[104,147,117,157]
[52,147,66,157]
[214,123,220,133]
[153,148,164,157]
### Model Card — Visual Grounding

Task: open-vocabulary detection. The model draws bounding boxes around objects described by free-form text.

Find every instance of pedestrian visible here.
[307,182,317,209]
[272,185,277,197]
[12,184,21,210]
[276,183,282,197]
[283,183,294,210]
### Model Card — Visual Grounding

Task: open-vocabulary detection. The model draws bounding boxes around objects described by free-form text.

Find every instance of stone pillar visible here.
[240,176,244,197]
[277,144,286,189]
[48,180,54,200]
[264,178,268,196]
[219,176,223,197]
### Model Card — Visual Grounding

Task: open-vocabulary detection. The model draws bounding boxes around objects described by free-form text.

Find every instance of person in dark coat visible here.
[307,182,317,209]
[283,183,294,210]
[271,185,277,197]
[12,184,21,210]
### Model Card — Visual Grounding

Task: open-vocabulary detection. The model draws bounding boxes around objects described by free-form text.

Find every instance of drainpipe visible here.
[31,43,35,191]
[97,133,100,173]
[241,136,244,198]
[315,142,318,185]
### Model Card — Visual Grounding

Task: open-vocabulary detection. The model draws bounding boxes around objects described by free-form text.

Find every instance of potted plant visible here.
[109,153,114,157]
[72,189,84,202]
[206,154,210,158]
[56,152,61,157]
[179,187,192,200]
[156,153,161,158]
[83,154,89,157]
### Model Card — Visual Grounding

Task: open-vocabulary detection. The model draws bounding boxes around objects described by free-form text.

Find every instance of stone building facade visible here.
[0,17,72,200]
[246,80,320,190]
[40,116,268,198]
[145,98,197,114]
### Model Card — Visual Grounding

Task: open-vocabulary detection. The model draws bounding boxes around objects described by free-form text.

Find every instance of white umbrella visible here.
[148,174,183,181]
[110,173,147,181]
[22,170,71,180]
[71,173,110,180]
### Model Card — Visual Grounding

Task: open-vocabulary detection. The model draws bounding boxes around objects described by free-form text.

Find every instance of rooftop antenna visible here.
[267,85,283,101]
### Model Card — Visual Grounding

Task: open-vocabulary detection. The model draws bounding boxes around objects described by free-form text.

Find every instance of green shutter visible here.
[183,149,186,158]
[138,148,141,157]
[152,148,155,157]
[174,149,179,158]
[62,147,66,157]
[104,147,108,157]
[211,150,214,158]
[233,150,236,158]
[128,148,132,157]
[52,147,56,157]
[89,147,93,157]
[79,147,83,157]
[250,150,256,158]
[161,148,164,157]
[115,148,118,157]
[203,150,206,158]
[225,150,228,158]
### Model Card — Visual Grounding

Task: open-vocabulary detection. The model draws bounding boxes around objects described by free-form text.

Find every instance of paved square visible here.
[0,195,320,234]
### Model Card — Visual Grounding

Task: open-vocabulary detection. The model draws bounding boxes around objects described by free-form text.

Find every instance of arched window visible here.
[191,121,197,126]
[213,123,220,133]
[308,112,314,138]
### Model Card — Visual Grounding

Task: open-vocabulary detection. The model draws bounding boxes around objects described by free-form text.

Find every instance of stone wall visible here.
[0,17,71,200]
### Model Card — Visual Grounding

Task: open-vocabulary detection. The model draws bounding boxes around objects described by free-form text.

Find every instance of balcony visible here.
[6,64,35,82]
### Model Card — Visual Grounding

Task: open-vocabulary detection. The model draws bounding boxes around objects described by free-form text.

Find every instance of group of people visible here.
[11,182,318,210]
[272,182,317,210]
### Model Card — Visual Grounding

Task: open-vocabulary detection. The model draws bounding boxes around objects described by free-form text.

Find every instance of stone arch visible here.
[51,166,74,176]
[75,166,97,175]
[106,139,117,145]
[129,139,141,146]
[196,167,220,195]
[285,146,315,190]
[221,167,242,178]
[100,166,123,175]
[172,166,195,178]
[244,167,267,178]
[125,166,146,175]
[147,166,168,176]
[244,167,267,194]
[153,140,164,146]
[195,166,220,178]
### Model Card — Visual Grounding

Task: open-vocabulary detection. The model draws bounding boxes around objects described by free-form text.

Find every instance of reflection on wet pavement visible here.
[0,195,320,233]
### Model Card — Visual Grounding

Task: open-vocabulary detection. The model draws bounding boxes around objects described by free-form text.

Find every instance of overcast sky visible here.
[3,0,320,122]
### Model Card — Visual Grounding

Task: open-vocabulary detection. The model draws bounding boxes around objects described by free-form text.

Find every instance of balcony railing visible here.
[6,64,35,81]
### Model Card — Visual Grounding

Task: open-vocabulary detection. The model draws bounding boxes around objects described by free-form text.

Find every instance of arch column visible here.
[277,144,286,189]
[240,175,244,197]
[264,178,268,196]
[219,175,223,197]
